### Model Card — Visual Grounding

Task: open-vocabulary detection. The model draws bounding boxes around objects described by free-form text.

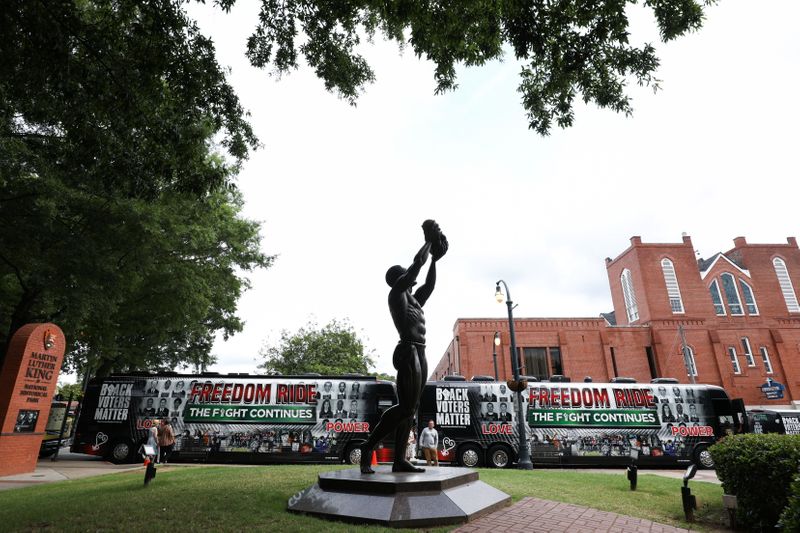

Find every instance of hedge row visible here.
[710,434,800,530]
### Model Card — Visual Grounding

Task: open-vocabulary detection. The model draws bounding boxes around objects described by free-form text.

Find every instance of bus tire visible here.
[344,443,362,465]
[458,444,483,468]
[693,444,714,469]
[487,444,513,468]
[109,440,135,464]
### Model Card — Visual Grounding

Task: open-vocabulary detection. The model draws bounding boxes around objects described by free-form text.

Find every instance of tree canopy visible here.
[1,1,268,373]
[0,182,271,375]
[228,0,714,134]
[57,381,84,400]
[258,320,375,376]
[1,0,256,198]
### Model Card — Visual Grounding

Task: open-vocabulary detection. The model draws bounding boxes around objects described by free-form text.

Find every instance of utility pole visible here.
[679,325,696,384]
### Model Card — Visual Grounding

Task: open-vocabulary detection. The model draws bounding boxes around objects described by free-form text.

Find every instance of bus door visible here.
[710,396,745,437]
[731,399,748,433]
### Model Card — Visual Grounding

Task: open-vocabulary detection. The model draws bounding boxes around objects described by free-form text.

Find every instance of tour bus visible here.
[417,376,747,469]
[72,372,397,464]
[748,409,800,435]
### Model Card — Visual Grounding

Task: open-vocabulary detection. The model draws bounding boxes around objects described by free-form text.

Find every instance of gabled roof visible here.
[698,252,750,280]
[600,311,616,326]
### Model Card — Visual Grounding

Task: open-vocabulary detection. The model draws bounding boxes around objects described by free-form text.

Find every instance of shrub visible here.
[710,434,800,530]
[779,472,800,532]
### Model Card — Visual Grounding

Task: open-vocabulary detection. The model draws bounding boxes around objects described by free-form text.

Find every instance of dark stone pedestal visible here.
[287,466,511,528]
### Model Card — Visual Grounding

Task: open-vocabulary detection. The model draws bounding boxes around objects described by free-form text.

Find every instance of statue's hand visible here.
[422,219,447,260]
[422,219,440,243]
[431,232,448,261]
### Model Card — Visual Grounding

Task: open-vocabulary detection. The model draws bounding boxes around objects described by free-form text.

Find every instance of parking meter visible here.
[627,448,639,491]
[142,444,157,486]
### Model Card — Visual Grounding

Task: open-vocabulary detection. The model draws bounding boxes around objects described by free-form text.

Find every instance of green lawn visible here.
[0,465,727,532]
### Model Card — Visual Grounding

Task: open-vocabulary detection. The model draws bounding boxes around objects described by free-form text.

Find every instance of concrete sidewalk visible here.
[455,497,694,533]
[0,450,141,491]
[556,467,720,484]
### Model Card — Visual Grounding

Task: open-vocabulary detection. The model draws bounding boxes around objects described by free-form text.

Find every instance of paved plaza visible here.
[0,450,140,491]
[456,497,693,533]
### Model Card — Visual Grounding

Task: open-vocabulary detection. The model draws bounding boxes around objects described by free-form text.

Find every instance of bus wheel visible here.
[487,445,512,468]
[694,445,715,469]
[345,444,362,465]
[109,440,135,464]
[458,444,483,468]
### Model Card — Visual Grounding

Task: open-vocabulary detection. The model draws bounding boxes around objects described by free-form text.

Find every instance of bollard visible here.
[143,457,157,486]
[681,486,697,522]
[682,464,698,522]
[627,465,638,491]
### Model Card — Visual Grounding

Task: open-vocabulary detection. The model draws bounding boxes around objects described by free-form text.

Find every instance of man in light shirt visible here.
[420,420,439,467]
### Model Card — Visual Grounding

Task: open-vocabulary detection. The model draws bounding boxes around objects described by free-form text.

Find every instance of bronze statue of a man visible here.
[360,220,448,474]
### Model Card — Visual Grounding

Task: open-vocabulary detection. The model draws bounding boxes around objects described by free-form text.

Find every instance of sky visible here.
[182,1,799,377]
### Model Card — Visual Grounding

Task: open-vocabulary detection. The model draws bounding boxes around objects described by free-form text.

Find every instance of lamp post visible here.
[495,280,533,470]
[492,332,500,380]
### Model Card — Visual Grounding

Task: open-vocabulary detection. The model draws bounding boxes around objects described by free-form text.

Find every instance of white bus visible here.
[72,372,397,464]
[418,377,746,469]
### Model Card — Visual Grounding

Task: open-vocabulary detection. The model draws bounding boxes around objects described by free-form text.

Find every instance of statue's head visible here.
[385,265,406,286]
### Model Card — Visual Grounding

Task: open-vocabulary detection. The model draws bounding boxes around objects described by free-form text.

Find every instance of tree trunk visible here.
[0,290,38,370]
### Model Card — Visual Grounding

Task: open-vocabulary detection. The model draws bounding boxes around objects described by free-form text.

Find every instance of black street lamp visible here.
[492,332,500,380]
[495,280,533,470]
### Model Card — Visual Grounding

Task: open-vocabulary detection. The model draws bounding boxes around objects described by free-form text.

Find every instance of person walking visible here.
[140,425,159,467]
[158,419,176,464]
[420,420,439,467]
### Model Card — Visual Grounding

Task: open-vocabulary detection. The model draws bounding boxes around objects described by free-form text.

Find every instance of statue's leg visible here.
[391,418,422,472]
[391,345,425,473]
[416,346,428,409]
[360,343,415,474]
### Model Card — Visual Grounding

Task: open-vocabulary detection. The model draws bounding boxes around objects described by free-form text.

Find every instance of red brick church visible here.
[432,235,800,408]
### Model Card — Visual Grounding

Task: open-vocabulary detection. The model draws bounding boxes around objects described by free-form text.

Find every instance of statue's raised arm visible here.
[414,220,448,306]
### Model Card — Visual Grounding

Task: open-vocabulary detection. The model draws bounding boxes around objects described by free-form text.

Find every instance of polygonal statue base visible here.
[287,466,511,528]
